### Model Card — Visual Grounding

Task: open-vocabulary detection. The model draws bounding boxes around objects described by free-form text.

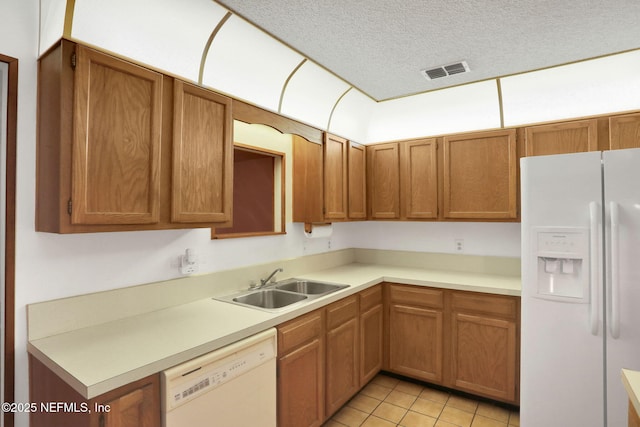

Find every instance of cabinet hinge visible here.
[67,198,72,215]
[71,52,77,69]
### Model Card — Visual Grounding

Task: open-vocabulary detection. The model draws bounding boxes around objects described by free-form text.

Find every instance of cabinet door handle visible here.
[99,413,105,427]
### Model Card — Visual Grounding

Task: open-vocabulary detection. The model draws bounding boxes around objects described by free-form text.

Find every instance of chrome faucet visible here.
[259,268,283,288]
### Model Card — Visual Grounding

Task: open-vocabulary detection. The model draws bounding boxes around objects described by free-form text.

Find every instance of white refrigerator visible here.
[521,148,640,427]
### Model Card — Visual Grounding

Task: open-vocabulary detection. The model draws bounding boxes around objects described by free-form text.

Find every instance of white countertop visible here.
[28,262,520,399]
[622,369,640,418]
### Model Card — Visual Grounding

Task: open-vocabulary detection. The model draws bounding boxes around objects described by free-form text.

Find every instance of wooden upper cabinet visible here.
[400,138,438,219]
[71,44,163,225]
[609,113,640,150]
[367,142,400,219]
[525,119,598,156]
[36,40,235,233]
[324,133,348,220]
[172,81,232,223]
[293,136,324,223]
[442,130,517,220]
[348,142,367,219]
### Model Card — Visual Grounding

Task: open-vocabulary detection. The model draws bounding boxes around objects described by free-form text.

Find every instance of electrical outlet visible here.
[179,248,199,275]
[455,239,464,252]
[180,263,198,275]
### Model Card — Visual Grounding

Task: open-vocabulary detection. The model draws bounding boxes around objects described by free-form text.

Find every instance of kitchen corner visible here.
[27,248,520,400]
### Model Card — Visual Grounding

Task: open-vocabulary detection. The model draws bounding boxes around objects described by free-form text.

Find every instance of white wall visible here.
[0,1,37,426]
[336,221,521,257]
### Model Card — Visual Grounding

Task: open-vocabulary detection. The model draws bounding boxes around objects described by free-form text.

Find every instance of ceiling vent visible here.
[421,61,470,80]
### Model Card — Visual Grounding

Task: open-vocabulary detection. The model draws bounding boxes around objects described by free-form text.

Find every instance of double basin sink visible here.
[216,279,349,312]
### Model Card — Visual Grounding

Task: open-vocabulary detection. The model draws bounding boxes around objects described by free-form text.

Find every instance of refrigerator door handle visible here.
[589,201,600,336]
[610,201,620,339]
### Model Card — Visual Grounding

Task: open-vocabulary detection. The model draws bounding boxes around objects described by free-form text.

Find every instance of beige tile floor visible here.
[324,374,520,427]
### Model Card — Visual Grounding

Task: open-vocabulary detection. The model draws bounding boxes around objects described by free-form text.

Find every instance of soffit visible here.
[216,0,640,101]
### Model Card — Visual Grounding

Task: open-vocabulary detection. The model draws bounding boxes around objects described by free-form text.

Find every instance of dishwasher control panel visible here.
[161,329,277,411]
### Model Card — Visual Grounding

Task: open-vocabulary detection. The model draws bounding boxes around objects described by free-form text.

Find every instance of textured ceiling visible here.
[216,0,640,101]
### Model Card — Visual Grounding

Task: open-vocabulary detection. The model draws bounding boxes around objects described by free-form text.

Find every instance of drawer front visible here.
[451,291,518,319]
[359,285,382,312]
[278,309,323,354]
[326,295,358,330]
[389,284,444,309]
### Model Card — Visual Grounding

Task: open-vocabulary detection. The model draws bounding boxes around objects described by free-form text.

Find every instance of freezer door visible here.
[603,148,640,427]
[521,151,605,427]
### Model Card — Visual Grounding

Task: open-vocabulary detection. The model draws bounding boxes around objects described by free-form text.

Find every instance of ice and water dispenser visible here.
[534,227,590,302]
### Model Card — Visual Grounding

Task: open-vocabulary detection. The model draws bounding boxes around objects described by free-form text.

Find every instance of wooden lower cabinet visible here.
[29,355,160,427]
[277,309,325,427]
[92,379,159,427]
[388,284,444,383]
[325,295,359,417]
[451,313,517,402]
[277,288,384,426]
[359,285,383,386]
[386,284,520,405]
[629,401,640,427]
[450,291,519,403]
[389,304,444,383]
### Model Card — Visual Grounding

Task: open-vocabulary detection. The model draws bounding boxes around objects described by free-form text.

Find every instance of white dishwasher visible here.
[161,328,277,427]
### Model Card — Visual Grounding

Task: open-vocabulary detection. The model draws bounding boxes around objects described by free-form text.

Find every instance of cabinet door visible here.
[326,318,359,416]
[360,285,383,386]
[72,45,163,225]
[96,385,158,427]
[609,113,640,150]
[172,80,232,223]
[91,375,160,427]
[293,136,324,223]
[325,296,359,416]
[450,312,517,402]
[278,339,325,427]
[360,304,383,386]
[630,401,640,427]
[442,130,517,219]
[388,304,443,383]
[525,119,598,156]
[348,142,367,219]
[324,133,348,220]
[400,138,438,219]
[367,143,400,219]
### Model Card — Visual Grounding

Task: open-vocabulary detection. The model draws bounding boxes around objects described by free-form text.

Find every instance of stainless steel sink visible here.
[214,278,349,312]
[232,289,307,309]
[274,280,348,295]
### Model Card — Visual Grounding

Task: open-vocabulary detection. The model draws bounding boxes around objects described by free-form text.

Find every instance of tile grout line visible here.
[328,373,518,427]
